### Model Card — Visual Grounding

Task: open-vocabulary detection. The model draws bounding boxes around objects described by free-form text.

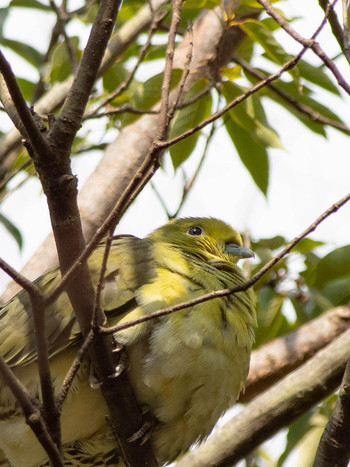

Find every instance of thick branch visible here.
[313,357,350,467]
[241,306,350,402]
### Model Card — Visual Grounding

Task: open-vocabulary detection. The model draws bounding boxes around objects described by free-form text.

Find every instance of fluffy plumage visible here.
[0,217,256,466]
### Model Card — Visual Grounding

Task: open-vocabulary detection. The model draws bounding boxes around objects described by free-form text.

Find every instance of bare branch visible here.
[234,56,350,136]
[257,0,350,95]
[0,52,50,155]
[0,356,63,466]
[314,355,350,467]
[85,7,169,120]
[49,0,78,74]
[241,306,350,402]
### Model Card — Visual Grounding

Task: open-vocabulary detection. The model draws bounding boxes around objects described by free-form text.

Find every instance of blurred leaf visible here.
[241,20,297,80]
[242,67,345,137]
[102,63,130,93]
[224,114,269,194]
[222,81,283,149]
[292,238,324,253]
[254,287,290,346]
[253,235,286,251]
[297,59,341,96]
[169,79,213,169]
[221,65,242,81]
[183,0,221,9]
[17,78,35,101]
[9,0,51,10]
[0,8,9,40]
[308,245,350,288]
[49,37,80,83]
[2,38,42,67]
[0,213,23,250]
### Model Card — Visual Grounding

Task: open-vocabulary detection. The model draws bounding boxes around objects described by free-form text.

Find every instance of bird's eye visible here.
[188,226,203,236]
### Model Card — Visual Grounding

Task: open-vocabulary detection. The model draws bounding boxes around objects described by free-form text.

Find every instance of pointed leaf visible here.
[224,112,269,194]
[297,59,341,96]
[0,213,23,250]
[2,38,42,67]
[169,79,213,169]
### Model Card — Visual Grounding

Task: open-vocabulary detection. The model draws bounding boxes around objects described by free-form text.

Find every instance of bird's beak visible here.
[225,243,255,259]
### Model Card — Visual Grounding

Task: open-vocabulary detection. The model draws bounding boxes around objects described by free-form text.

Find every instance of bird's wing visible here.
[0,236,156,367]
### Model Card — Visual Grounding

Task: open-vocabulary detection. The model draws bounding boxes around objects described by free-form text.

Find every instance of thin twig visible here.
[49,0,78,73]
[172,106,218,218]
[166,20,193,122]
[30,296,62,452]
[85,8,169,119]
[56,330,94,410]
[157,0,340,151]
[0,257,43,297]
[0,355,63,466]
[234,56,350,135]
[342,0,350,59]
[0,51,51,156]
[87,105,159,119]
[102,191,350,335]
[257,0,350,95]
[318,0,350,64]
[0,261,60,450]
[157,0,184,139]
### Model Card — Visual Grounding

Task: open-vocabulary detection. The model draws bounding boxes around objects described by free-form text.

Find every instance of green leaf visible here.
[9,0,51,10]
[308,245,350,288]
[224,115,269,194]
[243,68,344,136]
[277,412,315,467]
[254,288,290,346]
[253,235,286,251]
[49,37,80,83]
[221,65,242,81]
[17,78,35,101]
[0,8,9,40]
[292,238,324,254]
[102,63,130,93]
[0,213,23,250]
[2,38,42,67]
[297,59,341,96]
[224,114,269,194]
[222,81,283,149]
[169,79,213,169]
[241,20,297,80]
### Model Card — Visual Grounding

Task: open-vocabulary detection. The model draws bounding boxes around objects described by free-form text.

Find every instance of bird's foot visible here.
[127,407,159,445]
[89,342,129,389]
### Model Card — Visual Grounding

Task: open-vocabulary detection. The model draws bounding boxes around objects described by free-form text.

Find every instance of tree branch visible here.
[257,0,350,95]
[242,306,350,402]
[0,355,63,466]
[313,357,350,467]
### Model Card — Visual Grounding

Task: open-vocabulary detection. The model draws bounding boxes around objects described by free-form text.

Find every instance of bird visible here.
[0,217,256,466]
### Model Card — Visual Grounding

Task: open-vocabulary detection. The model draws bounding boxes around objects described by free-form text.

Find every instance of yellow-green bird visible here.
[0,217,256,466]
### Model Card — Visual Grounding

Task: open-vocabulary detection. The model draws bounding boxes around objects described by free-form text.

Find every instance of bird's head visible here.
[148,217,254,264]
